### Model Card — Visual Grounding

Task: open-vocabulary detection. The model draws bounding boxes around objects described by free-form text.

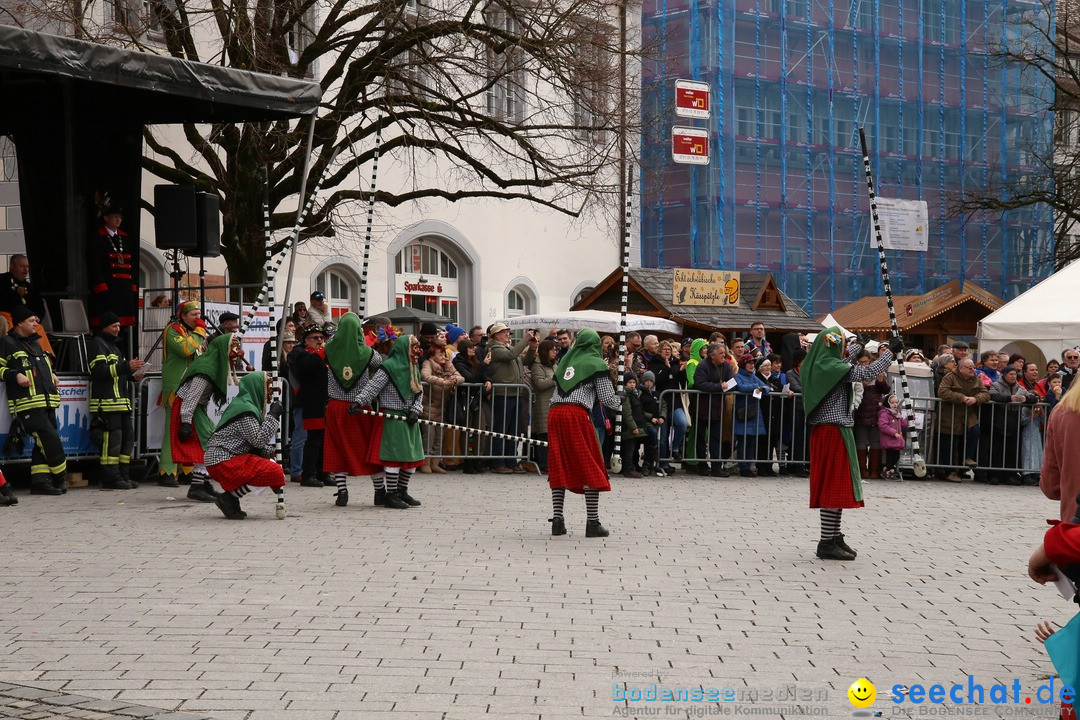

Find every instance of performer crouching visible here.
[801,328,897,560]
[350,334,424,509]
[322,312,383,507]
[206,371,287,519]
[172,333,239,502]
[547,328,621,538]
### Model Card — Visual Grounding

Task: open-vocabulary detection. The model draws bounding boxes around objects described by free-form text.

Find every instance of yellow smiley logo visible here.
[847,678,876,708]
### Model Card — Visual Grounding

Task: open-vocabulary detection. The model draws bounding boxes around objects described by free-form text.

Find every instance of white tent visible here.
[978,261,1080,368]
[501,310,681,335]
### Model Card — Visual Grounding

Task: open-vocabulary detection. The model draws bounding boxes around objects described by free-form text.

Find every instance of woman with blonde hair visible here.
[1040,374,1080,520]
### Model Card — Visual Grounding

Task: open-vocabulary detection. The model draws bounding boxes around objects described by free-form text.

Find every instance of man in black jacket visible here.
[693,341,733,478]
[88,311,145,489]
[288,323,330,487]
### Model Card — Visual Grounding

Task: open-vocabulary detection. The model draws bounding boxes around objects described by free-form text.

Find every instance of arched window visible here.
[315,266,357,318]
[507,289,526,316]
[394,241,460,322]
[573,285,595,307]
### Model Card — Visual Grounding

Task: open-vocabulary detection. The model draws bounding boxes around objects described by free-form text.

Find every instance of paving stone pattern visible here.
[0,473,1066,719]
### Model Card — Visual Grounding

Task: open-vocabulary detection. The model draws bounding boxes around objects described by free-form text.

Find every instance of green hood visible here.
[686,338,708,387]
[182,332,233,403]
[380,334,421,401]
[216,371,266,430]
[801,327,852,417]
[554,328,611,393]
[324,313,373,391]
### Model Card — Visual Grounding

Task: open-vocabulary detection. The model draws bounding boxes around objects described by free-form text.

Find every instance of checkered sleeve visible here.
[204,415,269,466]
[178,375,213,423]
[849,353,892,383]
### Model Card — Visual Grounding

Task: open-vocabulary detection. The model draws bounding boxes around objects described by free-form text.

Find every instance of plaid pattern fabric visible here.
[323,399,383,475]
[807,350,892,426]
[547,404,610,494]
[207,454,285,493]
[550,375,621,412]
[204,414,278,467]
[177,375,213,423]
[169,402,204,465]
[809,424,863,509]
[326,353,382,402]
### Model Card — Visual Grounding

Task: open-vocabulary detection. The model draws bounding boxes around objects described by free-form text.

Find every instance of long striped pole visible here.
[610,165,634,475]
[858,127,927,478]
[261,168,286,469]
[348,117,384,318]
[351,407,549,447]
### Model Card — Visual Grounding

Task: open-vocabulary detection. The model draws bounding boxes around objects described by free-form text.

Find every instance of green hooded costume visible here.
[374,334,424,462]
[216,371,267,431]
[554,328,611,394]
[685,338,708,388]
[801,327,862,501]
[179,332,235,445]
[324,313,373,391]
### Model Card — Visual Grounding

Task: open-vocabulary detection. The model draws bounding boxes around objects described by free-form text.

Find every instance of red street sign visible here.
[672,126,709,165]
[675,79,710,119]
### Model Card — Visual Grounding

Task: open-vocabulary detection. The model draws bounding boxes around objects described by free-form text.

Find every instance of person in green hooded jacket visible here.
[802,328,898,561]
[682,338,709,472]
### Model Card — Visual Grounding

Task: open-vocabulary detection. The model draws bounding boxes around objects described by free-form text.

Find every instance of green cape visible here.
[686,338,708,388]
[324,313,373,391]
[182,332,233,403]
[216,371,266,430]
[554,328,611,393]
[801,327,852,418]
[380,334,421,401]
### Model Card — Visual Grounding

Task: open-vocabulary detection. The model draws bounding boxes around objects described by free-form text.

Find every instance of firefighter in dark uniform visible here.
[89,197,138,329]
[88,310,145,489]
[0,304,66,495]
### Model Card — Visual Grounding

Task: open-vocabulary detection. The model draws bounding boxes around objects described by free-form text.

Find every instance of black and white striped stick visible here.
[260,168,286,472]
[858,128,927,478]
[352,407,549,447]
[610,165,634,475]
[350,118,384,319]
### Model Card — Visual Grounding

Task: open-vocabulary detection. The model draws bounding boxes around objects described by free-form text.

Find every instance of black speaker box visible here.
[154,184,197,250]
[195,192,221,258]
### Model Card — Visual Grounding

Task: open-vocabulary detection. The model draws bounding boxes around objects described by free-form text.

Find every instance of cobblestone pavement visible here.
[0,471,1067,719]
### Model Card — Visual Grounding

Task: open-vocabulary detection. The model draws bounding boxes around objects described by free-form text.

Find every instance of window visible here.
[394,240,460,324]
[573,286,595,307]
[315,267,356,318]
[507,289,526,314]
[484,4,526,122]
[284,0,317,69]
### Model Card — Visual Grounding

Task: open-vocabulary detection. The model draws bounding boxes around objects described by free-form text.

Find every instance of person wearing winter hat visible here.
[171,333,241,502]
[349,334,426,509]
[308,291,332,326]
[445,324,467,347]
[288,322,332,488]
[547,328,622,537]
[801,328,896,561]
[637,370,665,475]
[619,371,647,478]
[0,304,66,495]
[322,313,385,507]
[89,310,146,489]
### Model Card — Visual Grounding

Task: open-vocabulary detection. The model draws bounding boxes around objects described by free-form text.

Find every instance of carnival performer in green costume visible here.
[159,300,205,487]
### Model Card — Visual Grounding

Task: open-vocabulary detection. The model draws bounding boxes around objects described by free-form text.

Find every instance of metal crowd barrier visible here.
[420,381,535,466]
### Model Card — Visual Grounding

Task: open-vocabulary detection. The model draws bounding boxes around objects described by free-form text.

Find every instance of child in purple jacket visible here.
[877,394,909,480]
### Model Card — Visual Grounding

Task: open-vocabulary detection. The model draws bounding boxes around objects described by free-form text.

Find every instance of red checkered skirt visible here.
[323,400,382,476]
[548,403,610,494]
[207,454,285,493]
[169,403,204,465]
[809,424,863,509]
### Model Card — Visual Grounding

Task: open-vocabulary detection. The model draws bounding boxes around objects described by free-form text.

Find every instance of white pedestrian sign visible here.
[874,197,929,252]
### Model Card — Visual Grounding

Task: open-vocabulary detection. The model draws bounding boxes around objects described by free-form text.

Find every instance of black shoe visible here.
[290,475,303,483]
[672,450,684,462]
[300,476,323,487]
[199,481,221,498]
[397,490,421,507]
[695,464,711,477]
[740,469,755,478]
[711,468,731,478]
[52,476,68,494]
[550,517,566,536]
[374,488,386,506]
[816,538,856,561]
[0,484,16,506]
[215,493,245,520]
[621,470,644,479]
[585,520,609,538]
[335,488,349,507]
[758,469,778,477]
[319,473,335,487]
[834,533,858,557]
[158,473,179,488]
[186,484,217,503]
[176,471,192,485]
[30,479,63,495]
[1022,474,1041,486]
[383,490,410,509]
[794,467,810,478]
[102,478,132,490]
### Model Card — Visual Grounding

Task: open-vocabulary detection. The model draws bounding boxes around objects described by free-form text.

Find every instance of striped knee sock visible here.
[334,473,347,492]
[399,469,413,494]
[820,509,842,541]
[551,488,565,520]
[585,489,600,522]
[230,484,252,499]
[372,472,385,492]
[384,467,399,493]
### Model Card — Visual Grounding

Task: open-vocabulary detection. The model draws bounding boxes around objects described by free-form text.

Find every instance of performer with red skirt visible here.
[322,312,383,508]
[801,327,896,560]
[350,334,425,509]
[547,328,622,538]
[205,372,287,519]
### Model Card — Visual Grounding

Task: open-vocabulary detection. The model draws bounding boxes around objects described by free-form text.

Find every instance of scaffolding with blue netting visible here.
[639,0,1056,317]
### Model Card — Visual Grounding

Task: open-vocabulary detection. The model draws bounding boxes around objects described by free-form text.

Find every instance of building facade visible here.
[640,0,1055,316]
